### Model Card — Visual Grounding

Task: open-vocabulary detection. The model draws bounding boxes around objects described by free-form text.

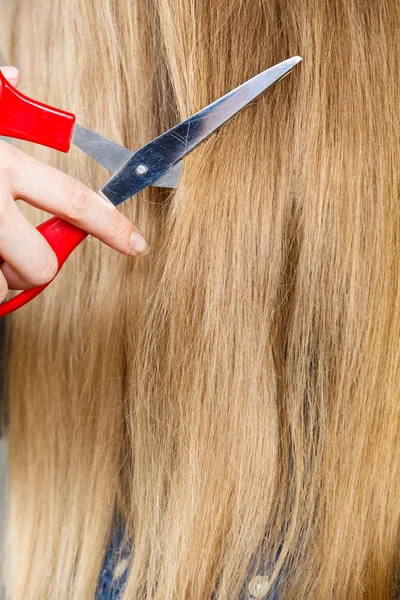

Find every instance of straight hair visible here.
[1,0,400,598]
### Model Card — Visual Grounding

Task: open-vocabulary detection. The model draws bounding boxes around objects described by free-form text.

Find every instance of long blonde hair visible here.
[1,0,400,598]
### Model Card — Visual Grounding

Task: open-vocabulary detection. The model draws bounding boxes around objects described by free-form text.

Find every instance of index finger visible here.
[5,142,150,256]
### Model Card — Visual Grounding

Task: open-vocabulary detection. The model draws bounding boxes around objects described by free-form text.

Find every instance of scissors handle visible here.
[0,71,75,152]
[0,218,87,317]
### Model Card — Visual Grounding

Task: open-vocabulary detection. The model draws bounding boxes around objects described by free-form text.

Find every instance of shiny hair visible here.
[1,0,400,598]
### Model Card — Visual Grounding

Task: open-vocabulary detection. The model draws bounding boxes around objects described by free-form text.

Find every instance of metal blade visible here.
[72,123,180,188]
[153,161,182,188]
[100,56,301,206]
[71,123,134,174]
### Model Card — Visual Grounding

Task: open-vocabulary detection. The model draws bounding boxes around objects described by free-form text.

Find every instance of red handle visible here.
[0,71,75,151]
[0,218,88,317]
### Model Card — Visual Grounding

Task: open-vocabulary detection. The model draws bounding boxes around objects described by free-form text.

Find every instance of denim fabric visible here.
[96,525,131,600]
[95,526,282,600]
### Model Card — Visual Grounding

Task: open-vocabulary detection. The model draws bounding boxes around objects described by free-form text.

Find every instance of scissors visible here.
[0,56,301,316]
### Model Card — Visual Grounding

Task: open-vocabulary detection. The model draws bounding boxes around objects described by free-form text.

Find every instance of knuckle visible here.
[0,141,17,180]
[35,252,58,285]
[109,209,131,240]
[66,184,92,220]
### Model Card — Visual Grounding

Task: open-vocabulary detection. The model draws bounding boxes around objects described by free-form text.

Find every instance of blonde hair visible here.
[1,0,400,598]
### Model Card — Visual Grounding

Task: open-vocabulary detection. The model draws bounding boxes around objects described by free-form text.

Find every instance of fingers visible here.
[0,66,20,87]
[6,142,150,257]
[0,182,58,291]
[0,68,149,296]
[1,263,34,291]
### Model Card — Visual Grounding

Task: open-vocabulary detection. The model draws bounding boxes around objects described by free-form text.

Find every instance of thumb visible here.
[0,66,20,87]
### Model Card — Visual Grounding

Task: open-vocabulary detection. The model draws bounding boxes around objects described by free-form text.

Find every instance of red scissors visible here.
[0,56,301,317]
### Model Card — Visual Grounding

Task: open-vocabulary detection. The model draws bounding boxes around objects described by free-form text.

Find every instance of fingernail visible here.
[1,66,19,81]
[130,231,150,255]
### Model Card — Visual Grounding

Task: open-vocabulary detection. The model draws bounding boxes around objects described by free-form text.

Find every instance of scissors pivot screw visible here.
[135,164,148,175]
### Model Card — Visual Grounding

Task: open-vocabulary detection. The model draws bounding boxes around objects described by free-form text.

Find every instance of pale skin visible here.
[0,66,149,301]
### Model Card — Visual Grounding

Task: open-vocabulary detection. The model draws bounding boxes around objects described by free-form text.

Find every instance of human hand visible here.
[0,66,149,300]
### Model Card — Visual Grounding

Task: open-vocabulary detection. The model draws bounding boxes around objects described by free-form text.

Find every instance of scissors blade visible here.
[100,56,302,206]
[71,124,181,188]
[71,124,135,173]
[153,161,182,188]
